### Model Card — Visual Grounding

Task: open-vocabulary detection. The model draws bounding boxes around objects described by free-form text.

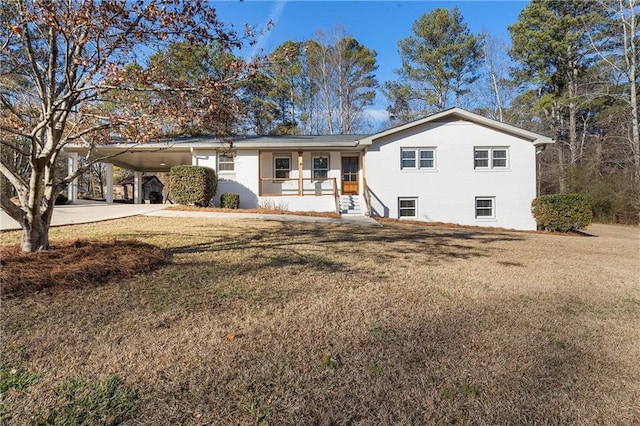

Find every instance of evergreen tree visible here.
[385,7,484,123]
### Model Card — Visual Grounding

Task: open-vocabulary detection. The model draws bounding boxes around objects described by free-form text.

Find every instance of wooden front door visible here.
[341,157,359,194]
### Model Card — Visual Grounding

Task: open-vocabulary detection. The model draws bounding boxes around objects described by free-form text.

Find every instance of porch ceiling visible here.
[66,145,193,172]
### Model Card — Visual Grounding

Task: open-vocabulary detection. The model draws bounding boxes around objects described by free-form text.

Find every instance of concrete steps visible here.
[340,195,364,216]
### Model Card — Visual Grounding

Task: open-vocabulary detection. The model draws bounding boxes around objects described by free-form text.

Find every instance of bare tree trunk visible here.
[624,0,640,179]
[557,143,567,193]
[568,68,580,165]
[21,213,51,252]
[490,71,504,122]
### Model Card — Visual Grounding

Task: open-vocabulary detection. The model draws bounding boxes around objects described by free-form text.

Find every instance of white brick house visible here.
[64,108,553,230]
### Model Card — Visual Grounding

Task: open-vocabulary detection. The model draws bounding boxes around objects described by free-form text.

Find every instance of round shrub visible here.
[531,193,593,232]
[220,193,240,209]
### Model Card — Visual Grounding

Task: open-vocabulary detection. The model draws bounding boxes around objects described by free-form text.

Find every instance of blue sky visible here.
[214,0,529,120]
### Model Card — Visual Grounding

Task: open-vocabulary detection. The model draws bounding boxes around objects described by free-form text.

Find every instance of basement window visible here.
[475,197,495,219]
[398,197,418,219]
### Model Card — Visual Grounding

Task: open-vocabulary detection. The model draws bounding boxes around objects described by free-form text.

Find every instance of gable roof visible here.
[361,107,554,147]
[118,175,164,186]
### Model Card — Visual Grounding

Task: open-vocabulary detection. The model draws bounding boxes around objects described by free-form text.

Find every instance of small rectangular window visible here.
[474,149,489,168]
[401,150,416,169]
[475,197,495,219]
[398,198,417,218]
[492,149,507,168]
[217,152,235,171]
[420,150,434,168]
[313,156,329,179]
[274,157,290,179]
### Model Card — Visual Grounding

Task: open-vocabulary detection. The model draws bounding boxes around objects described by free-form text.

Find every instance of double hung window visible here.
[274,157,290,179]
[475,197,495,219]
[217,152,235,172]
[398,198,418,218]
[313,156,329,179]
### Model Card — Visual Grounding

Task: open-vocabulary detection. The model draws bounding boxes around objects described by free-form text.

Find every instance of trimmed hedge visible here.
[220,193,240,209]
[169,165,217,207]
[531,193,593,232]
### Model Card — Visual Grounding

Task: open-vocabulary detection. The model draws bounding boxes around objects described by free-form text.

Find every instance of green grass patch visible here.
[37,375,139,426]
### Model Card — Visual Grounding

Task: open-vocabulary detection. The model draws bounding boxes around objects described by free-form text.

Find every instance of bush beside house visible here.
[220,193,240,209]
[532,193,593,232]
[169,166,217,207]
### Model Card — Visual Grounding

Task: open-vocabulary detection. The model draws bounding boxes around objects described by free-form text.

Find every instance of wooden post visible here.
[298,151,303,196]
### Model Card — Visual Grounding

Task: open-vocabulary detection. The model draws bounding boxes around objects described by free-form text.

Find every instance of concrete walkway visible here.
[1,201,380,231]
[0,201,167,231]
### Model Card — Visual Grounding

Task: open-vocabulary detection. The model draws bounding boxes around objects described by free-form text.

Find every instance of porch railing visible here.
[260,177,338,197]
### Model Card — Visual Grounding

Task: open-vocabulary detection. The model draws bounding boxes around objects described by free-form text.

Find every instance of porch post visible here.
[297,150,303,196]
[67,152,78,203]
[133,171,143,204]
[258,150,262,196]
[105,163,114,204]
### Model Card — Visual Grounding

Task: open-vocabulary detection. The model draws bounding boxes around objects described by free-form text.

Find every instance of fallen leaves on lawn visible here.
[0,239,167,298]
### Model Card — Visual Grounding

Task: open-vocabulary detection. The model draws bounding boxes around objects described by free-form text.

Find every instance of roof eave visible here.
[361,107,555,146]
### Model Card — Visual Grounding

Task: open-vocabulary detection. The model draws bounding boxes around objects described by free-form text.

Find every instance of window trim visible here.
[401,148,436,170]
[398,197,418,219]
[475,196,496,220]
[312,154,329,180]
[217,152,235,173]
[474,147,509,170]
[274,155,291,179]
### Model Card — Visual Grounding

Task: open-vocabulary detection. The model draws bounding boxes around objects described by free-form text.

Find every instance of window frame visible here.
[474,147,509,170]
[217,152,235,172]
[312,154,329,180]
[274,156,291,179]
[400,148,436,170]
[475,197,496,219]
[398,197,418,219]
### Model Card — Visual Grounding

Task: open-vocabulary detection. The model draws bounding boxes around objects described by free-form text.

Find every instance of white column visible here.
[133,171,143,204]
[105,163,114,204]
[67,152,78,203]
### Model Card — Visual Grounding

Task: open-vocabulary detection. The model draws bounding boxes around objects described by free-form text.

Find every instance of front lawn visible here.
[1,219,638,424]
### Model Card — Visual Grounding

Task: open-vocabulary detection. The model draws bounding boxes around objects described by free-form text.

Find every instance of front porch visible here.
[63,135,369,214]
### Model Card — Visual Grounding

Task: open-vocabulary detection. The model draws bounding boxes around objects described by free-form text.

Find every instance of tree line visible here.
[1,0,637,252]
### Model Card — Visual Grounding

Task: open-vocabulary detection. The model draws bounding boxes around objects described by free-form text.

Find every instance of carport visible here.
[63,137,221,204]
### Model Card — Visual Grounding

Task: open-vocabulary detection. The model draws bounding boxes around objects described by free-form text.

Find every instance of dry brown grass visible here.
[1,219,639,424]
[165,204,341,218]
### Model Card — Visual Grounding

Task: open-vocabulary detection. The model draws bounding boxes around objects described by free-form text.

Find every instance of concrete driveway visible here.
[0,201,167,231]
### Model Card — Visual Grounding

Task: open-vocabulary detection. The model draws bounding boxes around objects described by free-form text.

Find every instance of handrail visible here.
[362,177,372,216]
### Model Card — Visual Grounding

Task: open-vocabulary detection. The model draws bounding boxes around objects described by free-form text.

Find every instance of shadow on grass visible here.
[159,221,525,268]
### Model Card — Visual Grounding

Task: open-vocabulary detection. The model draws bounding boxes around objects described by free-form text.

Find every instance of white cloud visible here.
[363,108,390,123]
[248,0,286,60]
